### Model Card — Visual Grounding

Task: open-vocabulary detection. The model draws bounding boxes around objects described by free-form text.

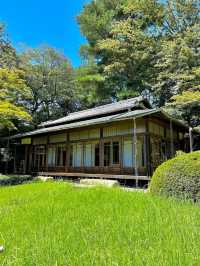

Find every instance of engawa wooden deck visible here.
[38,172,150,181]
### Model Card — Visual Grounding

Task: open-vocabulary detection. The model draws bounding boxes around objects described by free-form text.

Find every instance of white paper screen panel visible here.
[84,144,93,167]
[123,140,133,167]
[48,147,56,166]
[72,144,82,167]
[123,138,144,168]
[76,144,82,166]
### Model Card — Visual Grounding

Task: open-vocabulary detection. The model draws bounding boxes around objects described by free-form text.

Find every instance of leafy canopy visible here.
[78,0,200,127]
[20,46,77,125]
[0,68,31,129]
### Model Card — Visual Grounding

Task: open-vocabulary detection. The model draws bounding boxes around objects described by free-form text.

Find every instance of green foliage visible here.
[78,0,163,99]
[0,23,18,68]
[166,91,200,126]
[163,0,199,34]
[78,0,200,126]
[154,23,200,107]
[0,68,32,129]
[0,24,31,132]
[1,1,199,132]
[1,182,200,265]
[20,46,77,125]
[78,0,122,44]
[74,62,108,108]
[150,151,200,201]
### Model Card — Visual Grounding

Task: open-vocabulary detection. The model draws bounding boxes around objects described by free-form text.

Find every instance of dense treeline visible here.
[78,0,200,127]
[0,0,199,136]
[0,29,80,135]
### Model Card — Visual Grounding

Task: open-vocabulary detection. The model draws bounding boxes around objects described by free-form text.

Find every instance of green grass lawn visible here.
[0,182,200,266]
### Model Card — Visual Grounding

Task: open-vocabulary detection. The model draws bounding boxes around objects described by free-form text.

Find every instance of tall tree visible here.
[20,46,77,126]
[75,59,107,108]
[0,68,31,129]
[78,0,164,100]
[166,91,200,127]
[78,0,126,102]
[153,0,200,106]
[78,0,200,127]
[0,24,31,131]
[0,23,18,68]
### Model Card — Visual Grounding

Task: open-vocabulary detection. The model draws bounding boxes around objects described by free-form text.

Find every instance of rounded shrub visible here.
[149,151,200,201]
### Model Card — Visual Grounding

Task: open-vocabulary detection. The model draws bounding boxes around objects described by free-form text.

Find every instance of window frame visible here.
[48,144,67,167]
[103,137,121,167]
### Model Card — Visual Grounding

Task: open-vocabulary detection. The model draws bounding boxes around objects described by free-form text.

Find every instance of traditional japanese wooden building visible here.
[11,96,192,183]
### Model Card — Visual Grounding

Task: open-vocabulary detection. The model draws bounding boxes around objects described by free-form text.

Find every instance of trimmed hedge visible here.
[0,175,33,186]
[149,151,200,201]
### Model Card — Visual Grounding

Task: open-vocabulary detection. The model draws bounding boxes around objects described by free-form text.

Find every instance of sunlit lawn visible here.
[0,182,200,265]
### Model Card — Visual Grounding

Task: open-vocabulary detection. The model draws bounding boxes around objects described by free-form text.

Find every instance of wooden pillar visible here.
[66,132,70,172]
[28,146,32,173]
[5,130,10,174]
[170,119,174,157]
[24,145,28,174]
[120,136,123,174]
[13,145,17,174]
[145,119,151,177]
[189,127,193,152]
[46,135,49,172]
[100,128,104,171]
[133,118,138,187]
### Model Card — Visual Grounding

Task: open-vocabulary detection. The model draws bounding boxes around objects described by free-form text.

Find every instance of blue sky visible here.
[0,0,91,67]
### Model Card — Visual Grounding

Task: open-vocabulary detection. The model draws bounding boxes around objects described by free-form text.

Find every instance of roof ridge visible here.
[40,96,144,127]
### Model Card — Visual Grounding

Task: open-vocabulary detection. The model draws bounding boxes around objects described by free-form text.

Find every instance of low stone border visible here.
[80,179,119,187]
[0,175,33,186]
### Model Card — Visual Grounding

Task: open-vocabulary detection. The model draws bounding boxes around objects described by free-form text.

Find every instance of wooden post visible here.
[5,129,10,174]
[145,119,151,177]
[46,135,49,172]
[120,136,123,174]
[66,132,70,172]
[170,119,174,157]
[14,145,17,174]
[133,118,138,187]
[100,128,104,171]
[24,145,28,174]
[189,127,193,152]
[28,146,32,174]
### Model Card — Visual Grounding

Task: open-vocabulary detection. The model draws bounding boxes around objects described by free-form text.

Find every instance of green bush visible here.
[0,174,33,186]
[149,151,200,201]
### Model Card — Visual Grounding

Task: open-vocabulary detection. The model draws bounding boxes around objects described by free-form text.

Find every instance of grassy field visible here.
[0,182,200,265]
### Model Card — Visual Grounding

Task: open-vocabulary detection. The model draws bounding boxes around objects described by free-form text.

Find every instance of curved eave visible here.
[9,108,192,140]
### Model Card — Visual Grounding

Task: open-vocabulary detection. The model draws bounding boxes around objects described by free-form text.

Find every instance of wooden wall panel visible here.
[69,129,100,141]
[49,133,67,143]
[21,138,31,145]
[89,129,100,139]
[103,120,145,137]
[32,136,47,145]
[149,122,164,137]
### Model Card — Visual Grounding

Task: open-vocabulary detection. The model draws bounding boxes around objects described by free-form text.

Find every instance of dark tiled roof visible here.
[40,96,149,127]
[11,109,188,139]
